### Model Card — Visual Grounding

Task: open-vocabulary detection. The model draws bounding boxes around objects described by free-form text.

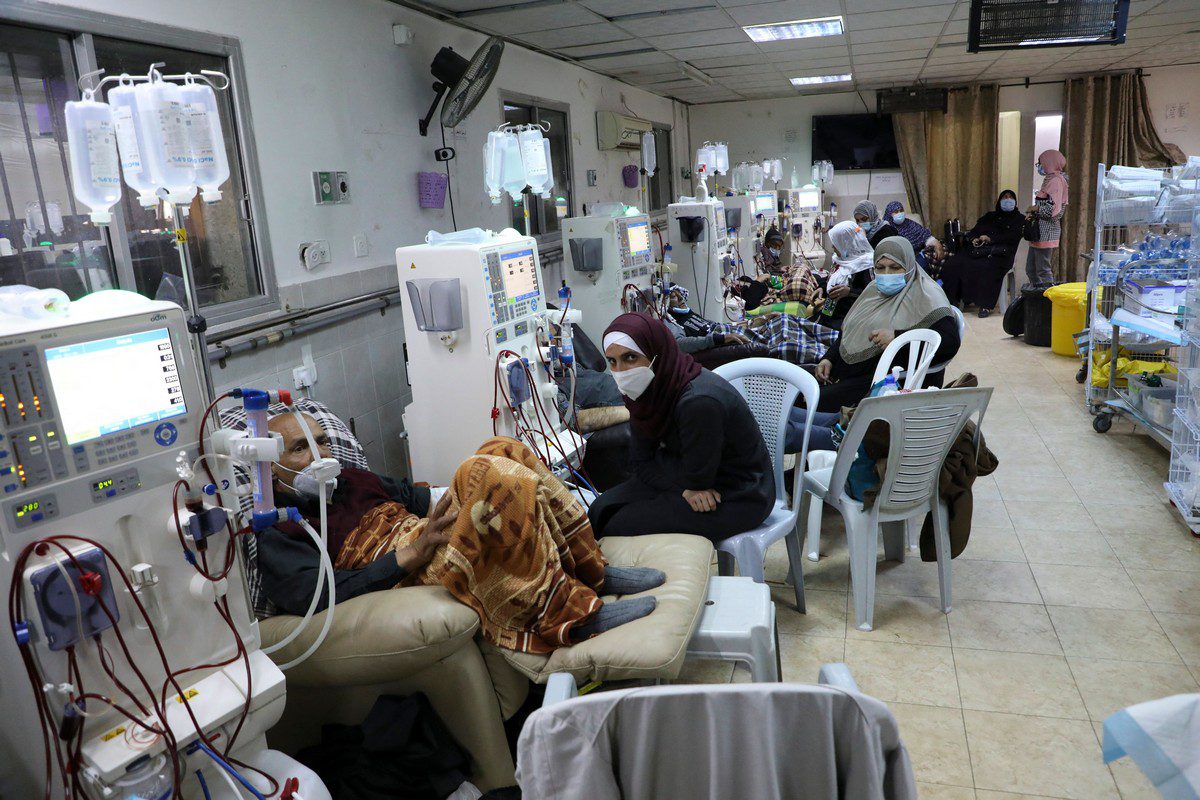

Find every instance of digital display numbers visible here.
[15,501,39,518]
[93,479,114,492]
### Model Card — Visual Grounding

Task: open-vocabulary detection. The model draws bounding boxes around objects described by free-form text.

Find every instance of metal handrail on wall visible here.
[207,287,402,367]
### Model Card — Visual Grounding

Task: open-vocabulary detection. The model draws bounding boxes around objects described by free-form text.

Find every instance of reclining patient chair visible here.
[221,399,714,790]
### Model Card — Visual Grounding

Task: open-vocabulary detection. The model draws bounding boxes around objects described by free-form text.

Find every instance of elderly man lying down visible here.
[252,412,665,653]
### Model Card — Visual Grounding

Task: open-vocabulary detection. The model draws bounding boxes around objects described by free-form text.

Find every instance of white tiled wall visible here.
[211,264,411,479]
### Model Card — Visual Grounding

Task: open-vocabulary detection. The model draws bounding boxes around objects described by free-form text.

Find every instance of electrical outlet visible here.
[299,240,331,270]
[353,233,370,258]
[293,364,317,390]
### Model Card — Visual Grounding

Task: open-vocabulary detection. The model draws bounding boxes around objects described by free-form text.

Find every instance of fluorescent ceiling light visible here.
[790,73,852,86]
[1018,35,1105,46]
[681,64,715,87]
[744,16,843,43]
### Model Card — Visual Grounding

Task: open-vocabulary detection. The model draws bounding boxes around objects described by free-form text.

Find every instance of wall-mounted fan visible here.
[418,36,505,136]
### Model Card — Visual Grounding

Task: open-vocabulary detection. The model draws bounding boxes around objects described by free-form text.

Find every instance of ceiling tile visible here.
[850,38,936,55]
[853,50,936,66]
[517,22,632,48]
[726,0,844,26]
[644,27,749,49]
[616,8,733,36]
[849,22,944,43]
[584,50,680,68]
[468,4,605,35]
[843,4,955,31]
[716,0,840,11]
[558,40,645,57]
[687,54,775,68]
[845,0,956,10]
[706,63,782,76]
[667,41,762,59]
[581,0,714,14]
[424,0,534,12]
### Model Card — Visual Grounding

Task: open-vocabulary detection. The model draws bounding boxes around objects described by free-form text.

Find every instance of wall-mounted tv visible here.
[811,114,899,171]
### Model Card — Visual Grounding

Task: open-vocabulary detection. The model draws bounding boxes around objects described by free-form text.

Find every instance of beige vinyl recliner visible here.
[234,401,714,791]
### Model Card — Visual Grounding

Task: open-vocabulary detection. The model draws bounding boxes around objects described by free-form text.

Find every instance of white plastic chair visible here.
[713,358,820,612]
[869,328,942,390]
[928,306,965,377]
[801,388,992,631]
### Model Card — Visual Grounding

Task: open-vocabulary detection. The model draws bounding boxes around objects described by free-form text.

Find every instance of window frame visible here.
[1,0,277,328]
[498,92,574,251]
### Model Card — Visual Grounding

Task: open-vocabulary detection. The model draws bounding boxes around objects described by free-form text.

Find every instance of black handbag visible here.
[1022,214,1041,243]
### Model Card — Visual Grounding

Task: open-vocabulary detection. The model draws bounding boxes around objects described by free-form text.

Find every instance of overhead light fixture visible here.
[1017,35,1105,46]
[681,63,715,87]
[790,73,851,86]
[968,0,1128,52]
[744,15,843,43]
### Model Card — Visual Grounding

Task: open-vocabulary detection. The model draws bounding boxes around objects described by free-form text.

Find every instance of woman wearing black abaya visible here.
[939,189,1025,317]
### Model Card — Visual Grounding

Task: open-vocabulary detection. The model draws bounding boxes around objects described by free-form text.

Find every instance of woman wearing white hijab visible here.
[809,236,960,413]
[820,220,875,327]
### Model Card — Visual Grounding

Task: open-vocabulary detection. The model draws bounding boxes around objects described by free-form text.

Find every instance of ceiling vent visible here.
[877,86,948,114]
[968,0,1129,52]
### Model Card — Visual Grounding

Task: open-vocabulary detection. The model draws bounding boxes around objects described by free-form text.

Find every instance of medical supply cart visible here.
[1085,164,1190,450]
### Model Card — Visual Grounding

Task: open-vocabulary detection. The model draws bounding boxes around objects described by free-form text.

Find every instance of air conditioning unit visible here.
[877,86,948,114]
[968,0,1129,52]
[597,110,652,151]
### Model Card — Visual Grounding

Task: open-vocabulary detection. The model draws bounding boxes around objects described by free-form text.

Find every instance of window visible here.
[0,6,274,325]
[0,25,118,299]
[502,97,572,239]
[647,125,674,213]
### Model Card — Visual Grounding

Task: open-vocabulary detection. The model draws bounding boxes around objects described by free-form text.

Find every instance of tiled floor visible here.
[678,313,1200,799]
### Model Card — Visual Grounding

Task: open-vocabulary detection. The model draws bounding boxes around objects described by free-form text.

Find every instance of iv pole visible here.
[171,202,215,399]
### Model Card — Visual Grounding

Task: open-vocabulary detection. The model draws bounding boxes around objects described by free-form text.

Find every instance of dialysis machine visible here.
[561,211,656,346]
[667,197,732,320]
[724,191,780,277]
[399,230,583,486]
[779,186,828,270]
[0,296,324,799]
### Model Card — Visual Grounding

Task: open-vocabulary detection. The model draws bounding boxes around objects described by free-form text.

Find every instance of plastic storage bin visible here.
[1127,374,1179,409]
[1045,282,1087,356]
[1142,388,1176,430]
[1022,284,1054,347]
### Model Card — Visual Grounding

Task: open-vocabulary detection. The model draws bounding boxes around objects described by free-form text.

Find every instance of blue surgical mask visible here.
[1000,198,1017,212]
[859,221,875,233]
[876,273,907,296]
[768,246,781,257]
[1036,163,1046,176]
[892,212,906,224]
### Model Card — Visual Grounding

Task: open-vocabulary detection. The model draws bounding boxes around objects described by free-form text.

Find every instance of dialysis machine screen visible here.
[755,193,776,215]
[794,188,821,210]
[45,328,187,444]
[500,248,539,303]
[626,221,652,258]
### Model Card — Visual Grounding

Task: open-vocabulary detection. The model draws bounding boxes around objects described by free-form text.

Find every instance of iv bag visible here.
[178,80,230,203]
[64,94,122,224]
[534,137,555,198]
[499,131,526,198]
[771,159,783,182]
[791,165,800,188]
[750,163,764,191]
[641,131,657,177]
[134,78,197,205]
[519,127,551,199]
[731,163,746,193]
[484,130,505,204]
[820,160,834,183]
[696,144,717,175]
[108,81,159,208]
[714,142,729,175]
[811,163,821,185]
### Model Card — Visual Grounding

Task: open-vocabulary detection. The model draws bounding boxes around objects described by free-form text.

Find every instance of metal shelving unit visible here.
[1085,163,1189,449]
[1167,270,1200,533]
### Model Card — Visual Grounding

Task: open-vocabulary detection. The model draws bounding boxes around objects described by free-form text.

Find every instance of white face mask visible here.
[278,461,338,502]
[613,358,656,400]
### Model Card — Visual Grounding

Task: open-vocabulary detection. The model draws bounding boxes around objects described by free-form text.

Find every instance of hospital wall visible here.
[42,0,686,477]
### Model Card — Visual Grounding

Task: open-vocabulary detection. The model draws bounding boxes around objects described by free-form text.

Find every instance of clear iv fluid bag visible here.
[107,82,159,208]
[714,143,729,175]
[64,95,122,224]
[134,79,197,204]
[178,81,230,203]
[696,144,716,174]
[519,127,551,198]
[750,163,764,191]
[770,159,783,182]
[499,131,526,198]
[641,131,657,177]
[484,130,505,204]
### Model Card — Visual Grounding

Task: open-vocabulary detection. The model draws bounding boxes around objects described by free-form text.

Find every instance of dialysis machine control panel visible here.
[0,325,188,535]
[667,199,731,320]
[399,233,579,485]
[561,213,656,345]
[779,187,828,270]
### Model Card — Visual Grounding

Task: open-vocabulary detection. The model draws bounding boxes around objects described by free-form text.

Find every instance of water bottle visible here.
[178,79,230,202]
[662,244,673,270]
[107,80,159,208]
[878,374,899,397]
[64,92,122,224]
[134,77,197,204]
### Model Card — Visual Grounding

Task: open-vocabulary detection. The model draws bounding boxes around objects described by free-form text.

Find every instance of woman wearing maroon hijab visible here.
[587,312,774,541]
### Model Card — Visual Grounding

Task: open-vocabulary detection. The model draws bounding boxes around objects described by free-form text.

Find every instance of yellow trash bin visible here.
[1045,282,1088,357]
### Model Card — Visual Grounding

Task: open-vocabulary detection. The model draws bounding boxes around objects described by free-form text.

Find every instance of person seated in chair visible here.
[587,312,775,541]
[254,413,665,654]
[937,190,1024,317]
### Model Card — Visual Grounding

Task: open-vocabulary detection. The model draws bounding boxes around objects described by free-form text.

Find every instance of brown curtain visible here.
[892,86,998,235]
[1058,72,1184,281]
[893,113,929,223]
